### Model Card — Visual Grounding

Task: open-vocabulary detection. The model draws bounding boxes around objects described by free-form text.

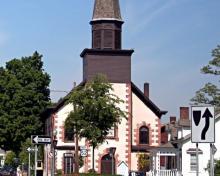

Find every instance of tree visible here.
[191,45,220,113]
[215,159,220,176]
[5,151,17,167]
[137,153,150,172]
[65,74,126,172]
[0,52,50,153]
[205,159,220,175]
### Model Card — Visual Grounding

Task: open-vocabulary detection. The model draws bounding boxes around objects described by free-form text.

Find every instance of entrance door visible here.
[101,154,115,174]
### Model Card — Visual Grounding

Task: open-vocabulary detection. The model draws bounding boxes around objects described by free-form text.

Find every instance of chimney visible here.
[170,116,176,124]
[180,107,189,120]
[144,83,149,98]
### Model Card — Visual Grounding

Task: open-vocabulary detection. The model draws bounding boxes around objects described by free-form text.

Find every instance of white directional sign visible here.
[31,135,51,144]
[27,147,36,152]
[191,106,215,143]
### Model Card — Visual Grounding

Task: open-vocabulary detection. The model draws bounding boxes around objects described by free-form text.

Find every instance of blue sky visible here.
[0,0,219,121]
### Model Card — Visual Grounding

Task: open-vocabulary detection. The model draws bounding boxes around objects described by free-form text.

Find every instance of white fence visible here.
[146,170,182,176]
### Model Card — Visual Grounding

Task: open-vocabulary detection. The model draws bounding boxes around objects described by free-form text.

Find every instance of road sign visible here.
[212,144,217,155]
[191,106,215,143]
[80,148,88,157]
[31,135,51,144]
[27,147,36,152]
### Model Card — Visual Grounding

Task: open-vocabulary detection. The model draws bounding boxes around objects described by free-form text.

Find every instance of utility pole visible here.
[73,82,79,175]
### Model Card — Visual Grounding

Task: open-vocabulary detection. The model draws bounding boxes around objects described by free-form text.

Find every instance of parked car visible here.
[0,166,16,176]
[129,171,146,176]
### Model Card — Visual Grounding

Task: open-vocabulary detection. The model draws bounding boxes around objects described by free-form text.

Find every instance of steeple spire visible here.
[92,0,123,22]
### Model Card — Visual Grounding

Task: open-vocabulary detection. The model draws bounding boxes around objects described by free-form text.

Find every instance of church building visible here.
[43,0,167,175]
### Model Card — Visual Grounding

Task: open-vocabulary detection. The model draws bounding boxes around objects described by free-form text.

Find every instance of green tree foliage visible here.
[65,74,126,170]
[137,153,150,172]
[19,138,44,169]
[206,159,220,175]
[216,159,220,176]
[191,45,220,113]
[5,151,16,167]
[0,52,50,153]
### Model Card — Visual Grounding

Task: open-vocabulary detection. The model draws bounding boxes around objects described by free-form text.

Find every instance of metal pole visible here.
[45,145,48,176]
[34,145,37,176]
[75,133,79,174]
[28,151,31,176]
[112,154,113,175]
[196,143,199,176]
[210,144,214,176]
[51,142,55,176]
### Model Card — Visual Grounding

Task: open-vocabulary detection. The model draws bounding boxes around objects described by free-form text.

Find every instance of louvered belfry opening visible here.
[91,0,123,50]
[91,21,122,49]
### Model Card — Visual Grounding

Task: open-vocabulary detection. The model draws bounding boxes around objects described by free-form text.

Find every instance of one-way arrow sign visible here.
[31,135,51,144]
[191,106,215,143]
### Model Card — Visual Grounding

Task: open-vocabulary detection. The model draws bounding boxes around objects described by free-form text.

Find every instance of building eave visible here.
[131,82,167,118]
[80,48,134,58]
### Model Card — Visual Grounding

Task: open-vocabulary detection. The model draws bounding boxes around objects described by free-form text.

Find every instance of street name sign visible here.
[31,135,51,144]
[191,106,215,143]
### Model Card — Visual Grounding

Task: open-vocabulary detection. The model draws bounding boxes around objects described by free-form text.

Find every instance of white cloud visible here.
[124,0,177,33]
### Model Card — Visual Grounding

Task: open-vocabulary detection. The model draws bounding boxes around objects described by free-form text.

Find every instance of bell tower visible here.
[80,0,134,83]
[91,0,123,49]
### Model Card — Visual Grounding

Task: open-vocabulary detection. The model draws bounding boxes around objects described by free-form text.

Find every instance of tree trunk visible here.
[75,133,79,175]
[92,145,95,171]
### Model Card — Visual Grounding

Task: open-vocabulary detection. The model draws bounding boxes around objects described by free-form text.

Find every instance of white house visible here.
[149,107,220,176]
[179,112,220,176]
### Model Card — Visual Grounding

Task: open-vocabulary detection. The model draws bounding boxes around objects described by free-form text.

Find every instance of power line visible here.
[50,90,69,93]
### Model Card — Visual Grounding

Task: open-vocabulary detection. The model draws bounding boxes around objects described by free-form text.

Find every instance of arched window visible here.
[139,126,149,144]
[64,127,74,142]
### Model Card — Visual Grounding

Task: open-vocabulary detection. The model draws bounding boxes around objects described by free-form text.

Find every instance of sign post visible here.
[210,144,217,176]
[34,145,37,176]
[191,106,215,176]
[31,135,51,176]
[196,143,199,176]
[27,147,35,176]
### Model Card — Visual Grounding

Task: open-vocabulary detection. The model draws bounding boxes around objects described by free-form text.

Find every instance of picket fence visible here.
[146,170,182,176]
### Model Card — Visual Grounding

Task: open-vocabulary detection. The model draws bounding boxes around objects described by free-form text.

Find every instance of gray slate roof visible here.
[92,0,123,21]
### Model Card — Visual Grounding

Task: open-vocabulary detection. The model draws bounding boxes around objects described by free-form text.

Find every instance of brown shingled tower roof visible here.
[92,0,123,21]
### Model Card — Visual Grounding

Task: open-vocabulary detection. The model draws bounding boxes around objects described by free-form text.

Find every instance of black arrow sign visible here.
[201,108,213,140]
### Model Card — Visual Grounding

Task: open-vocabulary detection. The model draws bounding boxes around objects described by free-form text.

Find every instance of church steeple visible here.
[90,0,123,50]
[81,0,134,83]
[92,0,123,22]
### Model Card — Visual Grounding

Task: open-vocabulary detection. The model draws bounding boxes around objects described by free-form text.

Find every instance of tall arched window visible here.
[139,126,149,144]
